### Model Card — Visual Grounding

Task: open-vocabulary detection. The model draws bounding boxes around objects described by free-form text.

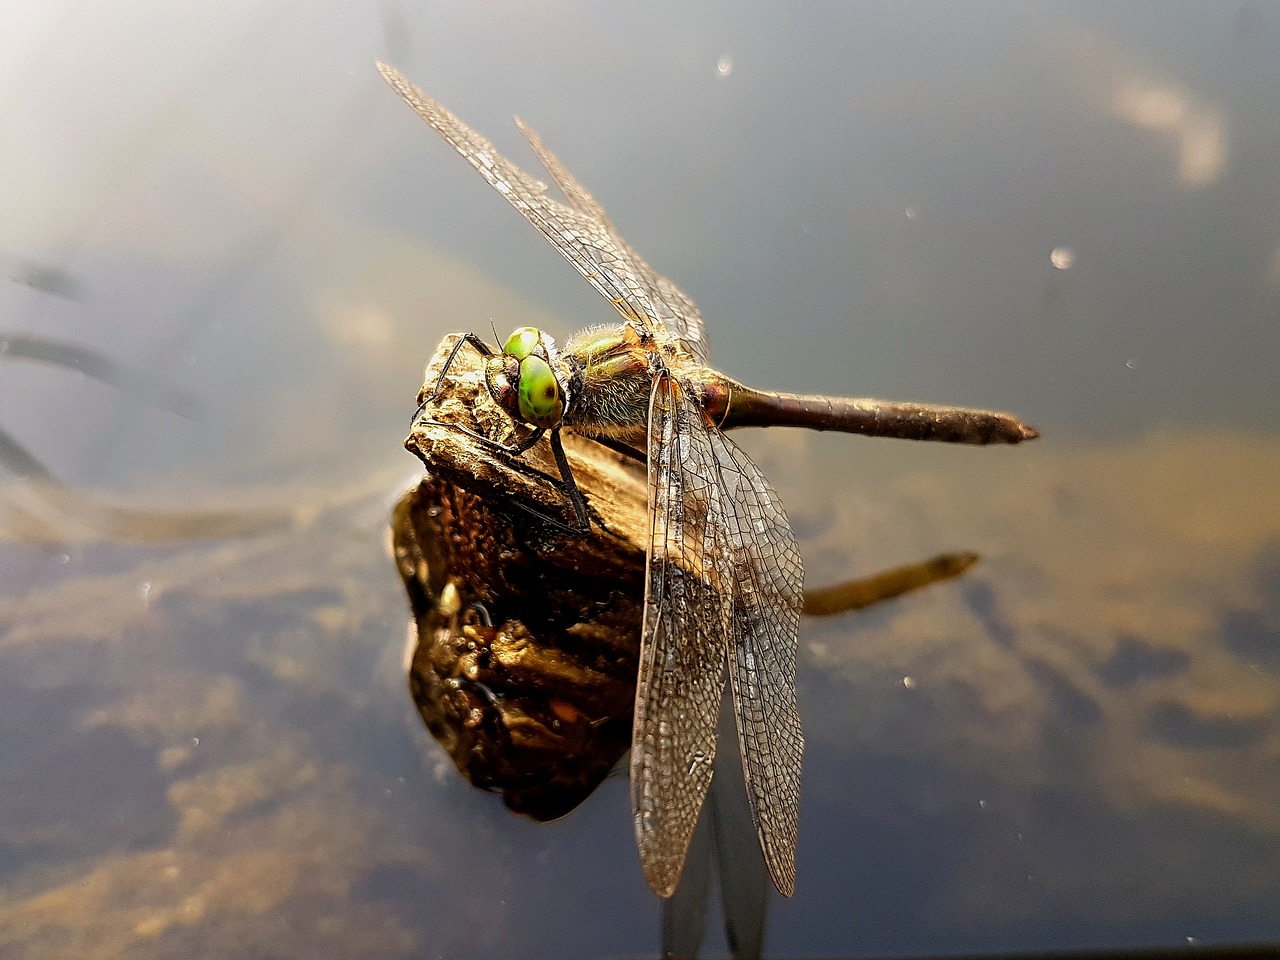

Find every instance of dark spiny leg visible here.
[413,418,543,460]
[508,427,546,456]
[412,332,496,425]
[549,428,591,531]
[432,332,494,398]
[411,417,588,534]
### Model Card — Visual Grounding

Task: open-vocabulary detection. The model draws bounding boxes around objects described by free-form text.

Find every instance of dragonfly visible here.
[379,62,1039,899]
[392,427,978,960]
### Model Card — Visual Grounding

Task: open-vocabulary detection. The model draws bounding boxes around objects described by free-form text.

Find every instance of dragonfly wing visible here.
[380,63,692,351]
[512,116,616,232]
[634,374,731,898]
[703,406,805,897]
[514,117,712,364]
[650,275,712,366]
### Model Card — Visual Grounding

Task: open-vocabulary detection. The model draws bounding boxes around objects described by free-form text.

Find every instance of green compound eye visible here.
[516,355,563,426]
[503,326,543,360]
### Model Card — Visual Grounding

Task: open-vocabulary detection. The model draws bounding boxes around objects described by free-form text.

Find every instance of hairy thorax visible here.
[560,325,654,441]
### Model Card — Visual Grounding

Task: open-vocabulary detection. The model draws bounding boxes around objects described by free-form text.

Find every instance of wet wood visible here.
[405,334,651,552]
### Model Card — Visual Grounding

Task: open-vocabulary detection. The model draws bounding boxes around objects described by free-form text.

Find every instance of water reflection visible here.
[2,428,1278,956]
[1069,26,1230,189]
[787,429,1280,952]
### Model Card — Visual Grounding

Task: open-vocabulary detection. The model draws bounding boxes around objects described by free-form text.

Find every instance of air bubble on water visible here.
[901,675,917,689]
[905,206,918,220]
[1125,358,1139,370]
[716,54,733,78]
[1050,246,1075,270]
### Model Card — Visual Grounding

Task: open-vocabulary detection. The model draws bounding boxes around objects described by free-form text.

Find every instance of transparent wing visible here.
[380,63,709,359]
[635,374,804,899]
[513,117,712,364]
[710,416,805,898]
[634,374,731,898]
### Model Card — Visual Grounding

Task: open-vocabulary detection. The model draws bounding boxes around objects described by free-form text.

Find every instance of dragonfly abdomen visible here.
[721,384,1039,445]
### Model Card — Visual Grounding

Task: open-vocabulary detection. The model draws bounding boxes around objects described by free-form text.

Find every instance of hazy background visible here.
[3,0,1278,490]
[1,2,1278,958]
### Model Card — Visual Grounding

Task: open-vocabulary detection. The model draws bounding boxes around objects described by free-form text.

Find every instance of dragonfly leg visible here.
[411,333,496,425]
[412,416,591,533]
[469,428,596,530]
[432,332,494,398]
[548,428,592,531]
[414,416,543,458]
[508,427,547,456]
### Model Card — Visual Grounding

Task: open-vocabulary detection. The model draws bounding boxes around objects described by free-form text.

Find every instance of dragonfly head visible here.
[483,326,566,429]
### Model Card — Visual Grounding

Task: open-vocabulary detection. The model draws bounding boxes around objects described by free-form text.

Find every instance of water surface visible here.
[1,2,1278,956]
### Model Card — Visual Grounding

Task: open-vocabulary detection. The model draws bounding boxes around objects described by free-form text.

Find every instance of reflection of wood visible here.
[393,472,643,822]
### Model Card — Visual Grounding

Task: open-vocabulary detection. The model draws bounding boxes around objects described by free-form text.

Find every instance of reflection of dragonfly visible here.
[380,63,1038,899]
[0,332,286,543]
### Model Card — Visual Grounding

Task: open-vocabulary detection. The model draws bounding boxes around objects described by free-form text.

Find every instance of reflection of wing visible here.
[513,118,712,364]
[636,375,804,898]
[380,63,711,360]
[635,375,728,898]
[661,684,770,958]
[1,333,200,419]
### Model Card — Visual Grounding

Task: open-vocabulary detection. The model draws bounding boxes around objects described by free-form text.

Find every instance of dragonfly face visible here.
[483,326,568,431]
